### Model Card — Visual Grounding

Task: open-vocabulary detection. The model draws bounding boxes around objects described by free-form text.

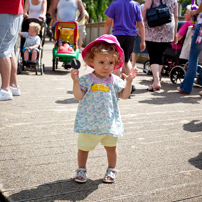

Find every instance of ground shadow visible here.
[8,179,103,202]
[56,97,79,104]
[188,152,202,170]
[183,120,202,132]
[44,68,71,76]
[137,78,202,105]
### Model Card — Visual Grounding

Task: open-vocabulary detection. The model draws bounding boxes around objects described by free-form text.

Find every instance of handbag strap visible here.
[151,0,163,8]
[191,0,195,5]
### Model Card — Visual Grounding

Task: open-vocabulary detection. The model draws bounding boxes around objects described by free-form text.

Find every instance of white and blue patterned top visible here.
[74,72,125,137]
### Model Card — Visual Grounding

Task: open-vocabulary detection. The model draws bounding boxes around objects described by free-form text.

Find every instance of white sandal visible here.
[103,168,118,183]
[75,168,87,183]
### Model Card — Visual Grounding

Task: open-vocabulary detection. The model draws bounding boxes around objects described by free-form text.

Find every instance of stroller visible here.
[169,26,202,84]
[17,18,45,75]
[52,21,80,71]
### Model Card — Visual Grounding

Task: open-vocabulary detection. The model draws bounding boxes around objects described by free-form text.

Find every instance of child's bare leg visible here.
[31,49,37,61]
[24,50,29,60]
[77,149,89,181]
[104,146,117,180]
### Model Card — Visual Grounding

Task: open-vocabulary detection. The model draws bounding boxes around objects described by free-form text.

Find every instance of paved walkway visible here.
[0,38,202,202]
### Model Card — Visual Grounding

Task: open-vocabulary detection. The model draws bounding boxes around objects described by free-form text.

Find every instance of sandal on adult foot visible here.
[177,87,190,94]
[75,168,87,183]
[103,168,118,183]
[147,85,161,92]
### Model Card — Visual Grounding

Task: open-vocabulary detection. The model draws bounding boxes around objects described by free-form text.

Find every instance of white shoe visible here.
[10,86,20,96]
[0,89,13,101]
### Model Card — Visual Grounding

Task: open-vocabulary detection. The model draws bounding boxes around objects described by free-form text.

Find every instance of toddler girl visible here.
[71,34,138,183]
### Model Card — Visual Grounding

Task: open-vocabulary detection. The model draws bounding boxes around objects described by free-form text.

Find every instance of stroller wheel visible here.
[53,59,55,71]
[143,60,152,75]
[169,66,186,85]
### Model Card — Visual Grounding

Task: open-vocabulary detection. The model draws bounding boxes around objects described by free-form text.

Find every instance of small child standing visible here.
[71,35,138,183]
[19,22,41,65]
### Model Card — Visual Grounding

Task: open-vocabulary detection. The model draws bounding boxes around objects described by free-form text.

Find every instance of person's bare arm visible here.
[137,20,146,52]
[76,0,85,22]
[71,69,85,100]
[175,33,183,43]
[29,44,40,50]
[85,10,89,24]
[173,2,178,44]
[50,0,59,22]
[119,68,138,99]
[39,0,47,20]
[23,0,29,18]
[104,17,113,34]
[142,0,152,20]
[18,32,23,37]
[191,2,202,15]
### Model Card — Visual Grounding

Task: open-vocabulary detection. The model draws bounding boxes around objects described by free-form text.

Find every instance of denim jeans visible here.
[180,24,202,92]
[197,64,202,85]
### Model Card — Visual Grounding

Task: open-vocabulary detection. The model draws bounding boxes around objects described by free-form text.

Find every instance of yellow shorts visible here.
[78,133,118,151]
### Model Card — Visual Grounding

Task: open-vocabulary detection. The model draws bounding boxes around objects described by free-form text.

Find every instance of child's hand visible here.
[28,46,33,50]
[71,68,79,82]
[122,67,138,84]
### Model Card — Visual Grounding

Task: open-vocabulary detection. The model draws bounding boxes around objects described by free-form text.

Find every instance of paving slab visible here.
[0,37,202,202]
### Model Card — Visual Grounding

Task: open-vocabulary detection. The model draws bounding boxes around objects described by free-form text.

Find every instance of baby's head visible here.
[82,35,124,70]
[28,22,41,35]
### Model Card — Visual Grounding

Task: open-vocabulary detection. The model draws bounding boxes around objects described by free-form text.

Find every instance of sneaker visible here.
[10,86,20,96]
[0,89,13,101]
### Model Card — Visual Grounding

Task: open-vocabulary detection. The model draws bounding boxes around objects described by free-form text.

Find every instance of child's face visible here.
[28,27,37,36]
[90,52,116,79]
[184,9,191,21]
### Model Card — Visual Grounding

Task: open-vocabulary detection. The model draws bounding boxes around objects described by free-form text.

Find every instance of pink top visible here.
[172,21,192,50]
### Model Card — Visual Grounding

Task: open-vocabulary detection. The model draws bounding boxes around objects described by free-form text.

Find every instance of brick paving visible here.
[0,38,202,202]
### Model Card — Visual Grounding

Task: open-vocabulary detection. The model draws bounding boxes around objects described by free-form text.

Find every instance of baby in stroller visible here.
[18,22,41,66]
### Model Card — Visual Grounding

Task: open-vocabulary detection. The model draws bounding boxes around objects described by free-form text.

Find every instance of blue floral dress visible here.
[74,73,125,137]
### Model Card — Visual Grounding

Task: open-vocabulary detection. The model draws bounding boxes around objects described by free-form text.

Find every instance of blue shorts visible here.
[133,34,148,54]
[0,14,23,57]
[22,47,39,53]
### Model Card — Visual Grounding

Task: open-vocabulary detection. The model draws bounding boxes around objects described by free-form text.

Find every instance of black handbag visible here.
[146,0,171,28]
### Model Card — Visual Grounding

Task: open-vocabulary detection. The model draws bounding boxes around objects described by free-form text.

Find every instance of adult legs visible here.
[10,54,18,88]
[78,39,83,50]
[132,52,138,68]
[0,57,11,91]
[150,64,162,89]
[180,24,202,92]
[197,69,202,85]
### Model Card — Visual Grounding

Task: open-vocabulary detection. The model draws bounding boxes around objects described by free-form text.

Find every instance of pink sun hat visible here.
[82,34,124,70]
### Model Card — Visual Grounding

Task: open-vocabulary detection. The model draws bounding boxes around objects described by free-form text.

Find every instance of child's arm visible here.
[118,67,138,99]
[23,0,29,18]
[18,32,23,37]
[71,68,85,100]
[28,44,40,50]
